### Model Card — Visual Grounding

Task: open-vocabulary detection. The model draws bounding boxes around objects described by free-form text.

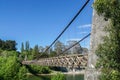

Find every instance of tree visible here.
[29,65,51,74]
[27,48,33,60]
[94,0,120,80]
[5,40,17,51]
[17,66,28,80]
[67,40,82,54]
[82,48,88,54]
[49,51,57,57]
[21,42,24,53]
[44,46,50,54]
[0,39,2,48]
[0,39,17,51]
[24,41,30,60]
[39,46,44,52]
[32,45,40,59]
[20,42,33,60]
[25,41,30,51]
[54,41,65,55]
[20,42,25,61]
[0,56,19,80]
[0,51,28,80]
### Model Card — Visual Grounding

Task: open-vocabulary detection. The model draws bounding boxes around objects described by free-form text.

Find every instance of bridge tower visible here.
[85,0,109,80]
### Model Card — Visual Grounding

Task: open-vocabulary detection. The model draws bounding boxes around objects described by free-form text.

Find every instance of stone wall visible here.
[85,1,109,80]
[88,10,108,68]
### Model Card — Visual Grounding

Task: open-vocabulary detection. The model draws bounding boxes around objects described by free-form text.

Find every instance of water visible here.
[28,75,50,80]
[28,74,84,80]
[66,74,84,80]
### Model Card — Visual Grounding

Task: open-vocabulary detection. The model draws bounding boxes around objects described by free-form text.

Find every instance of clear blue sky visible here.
[0,0,93,51]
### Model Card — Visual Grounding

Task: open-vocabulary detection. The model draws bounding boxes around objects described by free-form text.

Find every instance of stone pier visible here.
[84,1,109,79]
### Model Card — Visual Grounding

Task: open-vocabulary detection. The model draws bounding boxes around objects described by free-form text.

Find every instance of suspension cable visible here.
[61,33,91,54]
[45,0,90,52]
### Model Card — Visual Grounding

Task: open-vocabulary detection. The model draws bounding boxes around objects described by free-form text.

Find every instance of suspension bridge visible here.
[22,0,108,79]
[22,0,91,69]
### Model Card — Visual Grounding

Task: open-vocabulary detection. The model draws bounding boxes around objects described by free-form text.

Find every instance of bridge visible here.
[22,0,90,69]
[22,0,106,79]
[22,54,88,68]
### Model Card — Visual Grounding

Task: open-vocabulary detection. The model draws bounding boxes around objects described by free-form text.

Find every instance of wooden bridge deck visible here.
[22,54,88,68]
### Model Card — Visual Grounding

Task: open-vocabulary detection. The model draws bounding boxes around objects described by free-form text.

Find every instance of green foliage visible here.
[19,42,51,75]
[0,39,17,51]
[0,56,20,80]
[54,41,65,55]
[110,70,120,80]
[49,51,57,57]
[51,73,66,80]
[29,65,51,74]
[0,51,28,80]
[99,69,120,80]
[20,41,33,60]
[21,42,24,53]
[93,0,120,19]
[39,52,49,58]
[94,0,120,80]
[25,41,30,51]
[32,45,40,59]
[17,66,28,80]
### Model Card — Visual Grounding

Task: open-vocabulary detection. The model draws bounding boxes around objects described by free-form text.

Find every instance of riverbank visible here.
[63,70,85,75]
[27,72,84,80]
[27,70,85,76]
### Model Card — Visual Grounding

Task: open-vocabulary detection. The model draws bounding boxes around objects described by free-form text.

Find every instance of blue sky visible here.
[0,0,93,51]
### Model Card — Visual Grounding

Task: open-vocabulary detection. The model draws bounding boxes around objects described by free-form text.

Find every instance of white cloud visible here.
[78,24,91,28]
[78,31,87,34]
[66,38,81,41]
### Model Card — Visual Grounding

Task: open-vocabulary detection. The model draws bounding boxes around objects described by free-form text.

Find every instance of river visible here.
[28,74,84,80]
